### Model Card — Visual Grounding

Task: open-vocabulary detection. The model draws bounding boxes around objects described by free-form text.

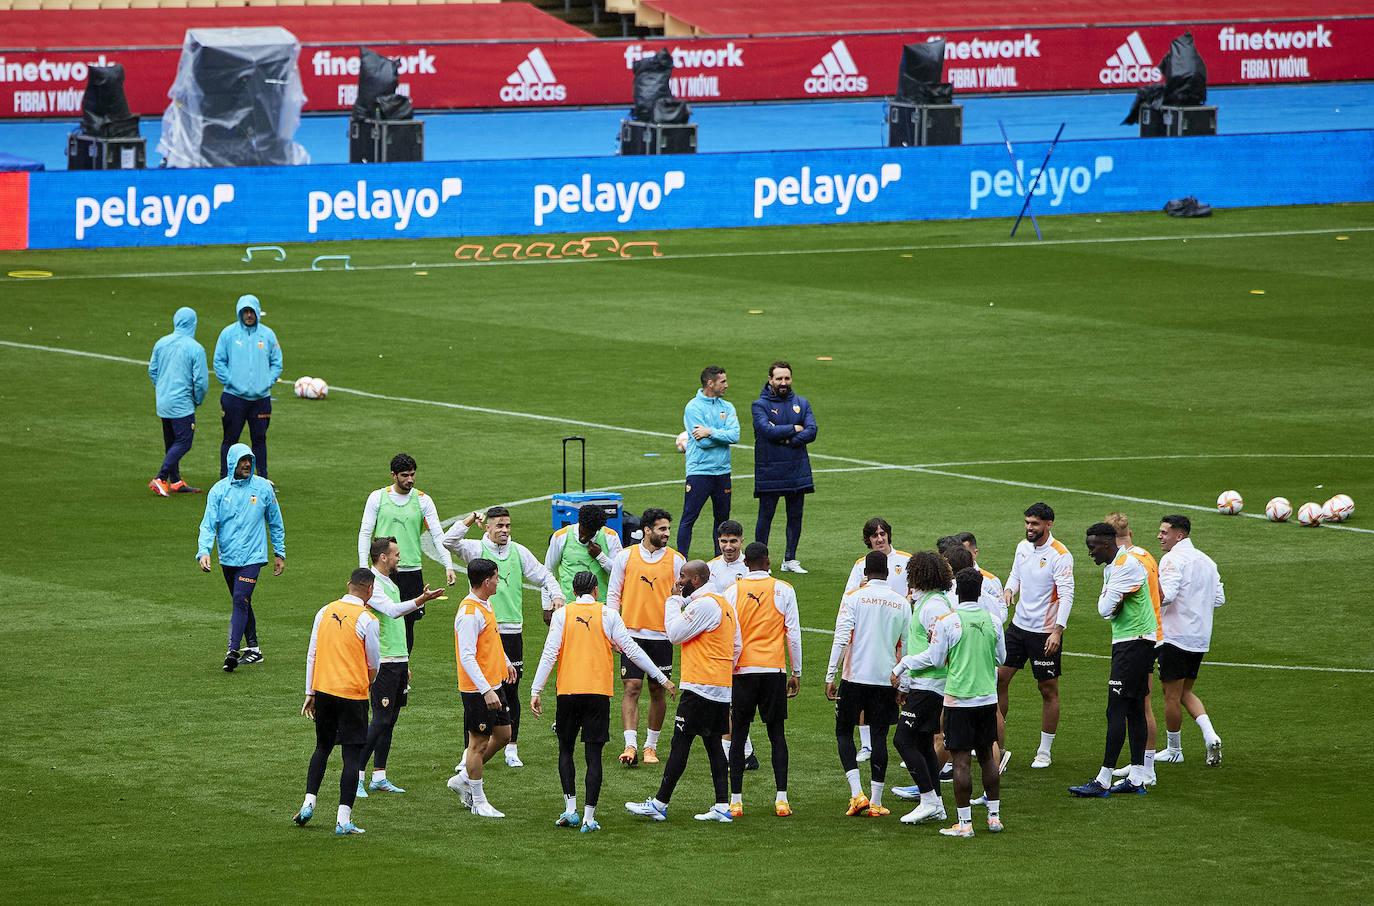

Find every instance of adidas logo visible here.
[804,39,868,94]
[501,48,567,103]
[1099,31,1162,85]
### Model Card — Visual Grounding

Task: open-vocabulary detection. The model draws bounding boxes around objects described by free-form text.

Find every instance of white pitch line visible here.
[3,225,1370,283]
[6,339,1369,537]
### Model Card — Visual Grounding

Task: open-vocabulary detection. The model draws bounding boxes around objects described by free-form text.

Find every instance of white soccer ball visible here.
[308,377,329,399]
[1216,490,1243,515]
[675,431,688,453]
[1320,498,1337,523]
[1297,502,1322,526]
[1264,497,1292,522]
[293,375,315,399]
[1331,493,1355,522]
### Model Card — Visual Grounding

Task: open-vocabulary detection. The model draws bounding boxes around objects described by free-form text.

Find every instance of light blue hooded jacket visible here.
[148,306,209,418]
[682,389,740,476]
[197,443,286,567]
[213,295,282,401]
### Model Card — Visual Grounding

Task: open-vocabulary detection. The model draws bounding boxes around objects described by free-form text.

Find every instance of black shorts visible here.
[897,688,944,736]
[1156,643,1205,683]
[1109,639,1156,700]
[392,569,426,621]
[554,693,611,746]
[622,637,673,681]
[461,687,513,736]
[1004,622,1062,680]
[835,680,898,732]
[732,672,789,726]
[942,704,998,753]
[314,691,368,747]
[501,632,524,681]
[673,690,730,738]
[370,661,409,712]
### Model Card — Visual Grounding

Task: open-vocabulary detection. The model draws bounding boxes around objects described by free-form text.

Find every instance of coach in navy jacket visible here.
[751,361,817,573]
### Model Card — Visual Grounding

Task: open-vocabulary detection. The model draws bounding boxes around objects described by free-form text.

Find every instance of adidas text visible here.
[533,171,686,225]
[307,178,463,233]
[75,183,234,240]
[501,82,566,102]
[754,164,901,218]
[804,73,868,94]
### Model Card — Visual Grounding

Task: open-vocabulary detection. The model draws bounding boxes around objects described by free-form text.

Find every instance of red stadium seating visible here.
[1,3,587,50]
[637,0,1374,37]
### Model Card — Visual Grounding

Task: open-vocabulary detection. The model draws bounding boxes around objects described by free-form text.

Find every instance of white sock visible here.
[565,795,577,812]
[337,804,351,826]
[1039,731,1055,754]
[584,804,596,823]
[372,769,386,782]
[1095,766,1113,787]
[870,781,884,807]
[303,793,317,809]
[722,739,732,757]
[845,768,862,797]
[730,793,742,805]
[987,798,1000,817]
[470,778,487,806]
[1196,714,1219,745]
[646,729,661,749]
[921,789,940,807]
[744,734,754,757]
[505,743,518,757]
[457,766,469,784]
[1167,730,1182,750]
[957,806,971,823]
[1144,750,1155,773]
[776,790,787,803]
[1129,764,1146,784]
[358,770,365,782]
[624,730,638,749]
[651,797,669,812]
[859,726,872,749]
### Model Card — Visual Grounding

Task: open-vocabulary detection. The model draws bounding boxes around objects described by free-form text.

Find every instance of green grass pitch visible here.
[2,204,1372,902]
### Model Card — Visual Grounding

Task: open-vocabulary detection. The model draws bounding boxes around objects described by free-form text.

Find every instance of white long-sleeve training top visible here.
[442,520,564,631]
[664,586,742,703]
[1005,534,1075,632]
[605,543,685,640]
[893,602,1006,707]
[722,570,803,677]
[827,582,910,687]
[1158,537,1225,652]
[529,594,668,695]
[305,594,380,694]
[356,486,454,571]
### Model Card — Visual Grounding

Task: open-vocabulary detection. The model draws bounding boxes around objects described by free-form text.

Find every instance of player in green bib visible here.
[891,552,954,818]
[355,537,444,797]
[358,454,458,654]
[443,506,565,767]
[892,567,1007,836]
[543,505,622,604]
[1071,523,1162,799]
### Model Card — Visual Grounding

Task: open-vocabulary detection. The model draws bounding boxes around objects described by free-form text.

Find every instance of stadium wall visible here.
[5,129,1372,250]
[2,18,1372,118]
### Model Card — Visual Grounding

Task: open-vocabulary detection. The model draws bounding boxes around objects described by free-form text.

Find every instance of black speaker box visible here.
[885,101,963,147]
[349,119,424,163]
[619,120,697,155]
[67,133,147,170]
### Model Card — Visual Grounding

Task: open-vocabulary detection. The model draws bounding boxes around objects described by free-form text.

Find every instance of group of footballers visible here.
[289,453,1227,838]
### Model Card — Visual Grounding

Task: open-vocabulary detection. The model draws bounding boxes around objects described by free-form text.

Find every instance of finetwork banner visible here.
[15,130,1374,249]
[2,19,1372,117]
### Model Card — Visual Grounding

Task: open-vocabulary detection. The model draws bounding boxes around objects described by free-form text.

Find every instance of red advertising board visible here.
[1,20,1369,118]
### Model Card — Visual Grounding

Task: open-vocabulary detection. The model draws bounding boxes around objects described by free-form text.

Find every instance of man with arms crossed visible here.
[294,569,380,836]
[827,551,910,818]
[447,559,520,818]
[530,571,675,832]
[358,453,458,654]
[607,507,684,766]
[626,561,742,823]
[1070,523,1159,798]
[722,542,802,817]
[444,506,564,767]
[999,502,1073,768]
[892,567,1006,836]
[1154,514,1225,766]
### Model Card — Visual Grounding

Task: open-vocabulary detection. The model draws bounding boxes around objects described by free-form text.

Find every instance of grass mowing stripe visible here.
[4,225,1371,284]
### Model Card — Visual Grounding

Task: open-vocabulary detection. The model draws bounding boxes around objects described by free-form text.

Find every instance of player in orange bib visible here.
[294,569,380,836]
[626,561,742,823]
[446,558,519,819]
[530,571,676,833]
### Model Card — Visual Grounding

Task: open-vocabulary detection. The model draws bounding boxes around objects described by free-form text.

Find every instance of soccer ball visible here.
[309,377,329,399]
[1297,502,1322,526]
[293,376,315,398]
[675,431,688,453]
[1216,490,1243,515]
[1264,497,1292,522]
[1331,493,1355,522]
[1320,498,1337,523]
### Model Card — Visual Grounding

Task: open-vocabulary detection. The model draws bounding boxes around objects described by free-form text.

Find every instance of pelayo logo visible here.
[307,177,464,233]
